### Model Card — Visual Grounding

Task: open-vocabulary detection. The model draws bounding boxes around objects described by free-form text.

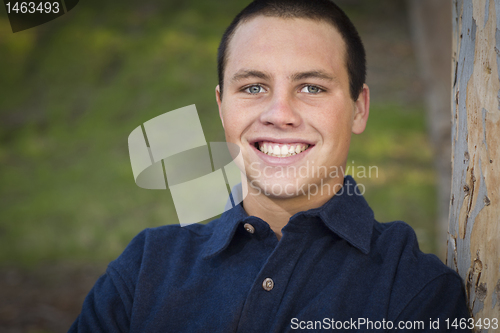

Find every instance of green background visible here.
[0,0,437,267]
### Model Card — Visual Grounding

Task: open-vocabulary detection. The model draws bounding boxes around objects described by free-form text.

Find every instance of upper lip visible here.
[249,137,315,145]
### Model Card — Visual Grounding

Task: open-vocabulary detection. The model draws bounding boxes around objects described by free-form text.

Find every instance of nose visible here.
[259,89,302,129]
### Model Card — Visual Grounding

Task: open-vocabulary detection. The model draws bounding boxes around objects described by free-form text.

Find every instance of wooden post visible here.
[449,0,500,322]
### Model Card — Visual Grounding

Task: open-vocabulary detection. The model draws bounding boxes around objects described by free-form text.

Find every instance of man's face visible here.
[216,16,369,200]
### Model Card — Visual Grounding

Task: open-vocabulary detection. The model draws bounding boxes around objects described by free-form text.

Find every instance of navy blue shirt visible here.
[70,176,469,332]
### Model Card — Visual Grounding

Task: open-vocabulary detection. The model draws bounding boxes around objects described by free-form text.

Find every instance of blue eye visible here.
[244,85,265,94]
[300,85,322,94]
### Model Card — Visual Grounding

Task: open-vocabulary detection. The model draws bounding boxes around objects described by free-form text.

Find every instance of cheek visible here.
[316,107,353,137]
[221,101,258,143]
[221,110,246,143]
[223,121,238,142]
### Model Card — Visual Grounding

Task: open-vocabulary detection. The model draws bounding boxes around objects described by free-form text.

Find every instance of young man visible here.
[70,0,469,332]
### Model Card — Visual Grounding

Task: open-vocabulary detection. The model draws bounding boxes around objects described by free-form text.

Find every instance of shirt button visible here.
[262,278,274,291]
[244,223,255,234]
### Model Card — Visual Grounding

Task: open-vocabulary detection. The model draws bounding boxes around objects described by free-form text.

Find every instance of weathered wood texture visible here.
[408,0,452,260]
[449,0,500,321]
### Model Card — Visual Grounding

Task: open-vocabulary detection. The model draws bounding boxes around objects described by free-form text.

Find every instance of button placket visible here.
[236,221,311,332]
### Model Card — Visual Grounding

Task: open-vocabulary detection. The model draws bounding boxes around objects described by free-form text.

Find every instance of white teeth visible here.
[281,146,288,155]
[258,142,310,157]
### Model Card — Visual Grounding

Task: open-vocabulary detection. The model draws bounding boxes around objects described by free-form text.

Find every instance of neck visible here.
[241,176,344,239]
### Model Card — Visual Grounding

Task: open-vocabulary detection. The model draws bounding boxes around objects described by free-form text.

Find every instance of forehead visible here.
[225,16,347,80]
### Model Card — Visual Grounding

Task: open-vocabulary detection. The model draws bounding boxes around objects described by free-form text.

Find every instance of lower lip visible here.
[250,143,313,165]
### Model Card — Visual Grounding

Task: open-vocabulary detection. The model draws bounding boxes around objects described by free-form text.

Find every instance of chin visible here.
[249,175,346,202]
[247,177,312,199]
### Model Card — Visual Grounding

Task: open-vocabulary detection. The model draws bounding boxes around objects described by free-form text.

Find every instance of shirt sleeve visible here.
[68,267,133,332]
[393,272,471,332]
[68,230,148,332]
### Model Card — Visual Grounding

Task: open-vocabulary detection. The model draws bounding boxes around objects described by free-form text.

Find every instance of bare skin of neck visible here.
[242,176,344,240]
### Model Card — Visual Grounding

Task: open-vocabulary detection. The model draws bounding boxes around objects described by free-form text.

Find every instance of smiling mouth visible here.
[254,141,311,157]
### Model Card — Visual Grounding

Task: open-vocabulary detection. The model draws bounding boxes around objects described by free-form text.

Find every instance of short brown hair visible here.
[217,0,366,101]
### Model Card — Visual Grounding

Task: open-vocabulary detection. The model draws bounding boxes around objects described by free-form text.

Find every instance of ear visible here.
[351,84,370,134]
[216,85,224,128]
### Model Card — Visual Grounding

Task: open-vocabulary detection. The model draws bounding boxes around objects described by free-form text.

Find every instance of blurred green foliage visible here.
[0,0,436,266]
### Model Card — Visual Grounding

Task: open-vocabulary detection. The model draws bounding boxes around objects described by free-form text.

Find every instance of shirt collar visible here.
[289,175,374,254]
[202,175,374,259]
[202,198,248,259]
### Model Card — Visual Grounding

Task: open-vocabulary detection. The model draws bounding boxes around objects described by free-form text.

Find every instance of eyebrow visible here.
[290,70,335,82]
[230,69,336,83]
[231,70,272,82]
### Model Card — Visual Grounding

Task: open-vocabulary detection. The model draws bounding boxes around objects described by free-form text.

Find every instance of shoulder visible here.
[106,219,219,287]
[115,221,211,258]
[371,220,456,281]
[371,220,446,273]
[370,220,466,318]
